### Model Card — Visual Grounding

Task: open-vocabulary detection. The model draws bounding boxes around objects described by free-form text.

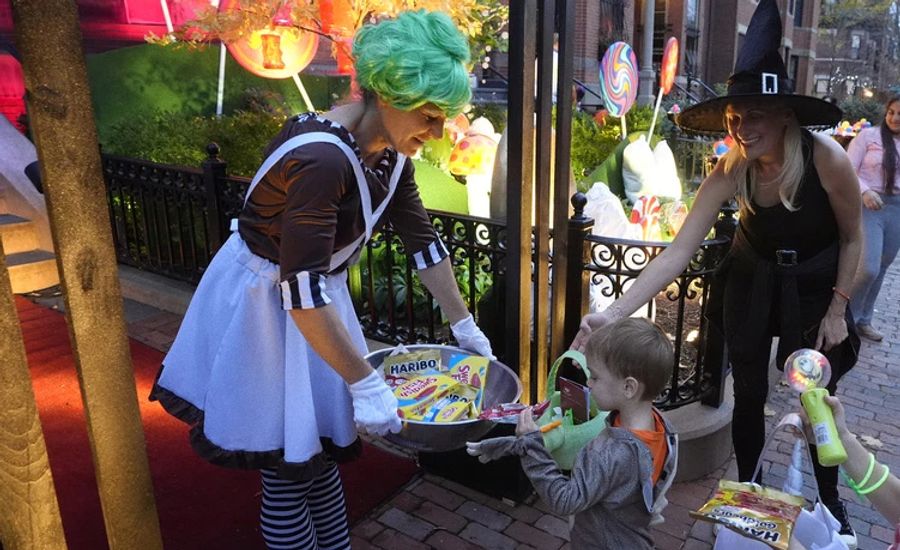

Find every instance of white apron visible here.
[156,132,406,476]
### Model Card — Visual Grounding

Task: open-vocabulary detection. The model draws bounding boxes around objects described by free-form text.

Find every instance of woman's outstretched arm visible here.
[571,164,737,351]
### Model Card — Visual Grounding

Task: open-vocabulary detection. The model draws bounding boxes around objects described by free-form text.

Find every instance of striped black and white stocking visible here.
[259,464,351,550]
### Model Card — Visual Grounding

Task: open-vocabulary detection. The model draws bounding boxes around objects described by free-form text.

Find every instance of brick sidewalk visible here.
[100,254,900,549]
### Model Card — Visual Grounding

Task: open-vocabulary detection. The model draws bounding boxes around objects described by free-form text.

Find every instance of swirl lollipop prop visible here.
[599,42,638,140]
[648,37,679,138]
[784,349,847,466]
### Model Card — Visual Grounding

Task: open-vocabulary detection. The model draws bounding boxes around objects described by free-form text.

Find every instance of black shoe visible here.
[825,500,858,549]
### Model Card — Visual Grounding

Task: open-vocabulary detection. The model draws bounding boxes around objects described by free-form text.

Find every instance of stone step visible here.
[662,373,734,482]
[6,249,59,294]
[0,213,40,255]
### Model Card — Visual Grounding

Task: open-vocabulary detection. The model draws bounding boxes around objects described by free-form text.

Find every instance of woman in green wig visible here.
[151,11,491,549]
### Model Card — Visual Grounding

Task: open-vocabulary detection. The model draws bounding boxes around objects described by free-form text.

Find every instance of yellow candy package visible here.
[382,349,442,377]
[382,349,443,390]
[422,398,471,423]
[690,480,804,549]
[447,353,489,412]
[394,373,458,420]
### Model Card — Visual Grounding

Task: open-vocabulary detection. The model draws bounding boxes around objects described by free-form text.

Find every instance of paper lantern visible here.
[319,0,356,75]
[220,0,319,79]
[318,0,355,36]
[334,36,354,75]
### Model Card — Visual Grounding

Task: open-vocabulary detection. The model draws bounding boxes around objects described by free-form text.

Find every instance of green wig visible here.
[353,10,472,117]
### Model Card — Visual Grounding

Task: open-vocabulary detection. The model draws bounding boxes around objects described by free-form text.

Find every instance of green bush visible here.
[570,105,659,184]
[839,96,884,123]
[103,109,287,176]
[468,103,508,134]
[87,44,348,143]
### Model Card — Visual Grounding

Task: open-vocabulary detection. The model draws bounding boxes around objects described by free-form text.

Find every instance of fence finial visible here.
[206,142,221,160]
[570,191,587,219]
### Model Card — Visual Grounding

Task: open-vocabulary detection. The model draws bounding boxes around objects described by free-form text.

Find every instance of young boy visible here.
[467,318,679,549]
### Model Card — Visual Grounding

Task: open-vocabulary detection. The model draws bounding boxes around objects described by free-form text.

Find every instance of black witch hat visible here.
[674,0,841,134]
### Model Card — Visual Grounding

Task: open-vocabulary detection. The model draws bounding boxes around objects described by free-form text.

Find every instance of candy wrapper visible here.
[447,353,489,412]
[690,480,804,549]
[382,348,443,390]
[479,400,551,424]
[395,374,459,420]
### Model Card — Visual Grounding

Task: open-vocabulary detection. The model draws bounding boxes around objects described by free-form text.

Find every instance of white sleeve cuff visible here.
[280,271,332,310]
[411,235,449,270]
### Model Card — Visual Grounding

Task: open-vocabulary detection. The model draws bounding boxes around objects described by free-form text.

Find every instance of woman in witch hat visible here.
[571,0,861,545]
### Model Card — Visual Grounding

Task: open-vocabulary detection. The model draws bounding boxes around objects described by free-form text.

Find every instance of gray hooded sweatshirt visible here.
[482,409,678,549]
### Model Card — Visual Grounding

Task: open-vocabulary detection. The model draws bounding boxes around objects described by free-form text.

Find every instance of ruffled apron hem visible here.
[150,373,363,481]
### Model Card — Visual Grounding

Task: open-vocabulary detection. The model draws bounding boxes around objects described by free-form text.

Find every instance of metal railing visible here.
[563,193,735,409]
[100,147,732,410]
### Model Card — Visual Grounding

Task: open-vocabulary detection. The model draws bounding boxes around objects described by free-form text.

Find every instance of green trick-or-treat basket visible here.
[538,350,609,470]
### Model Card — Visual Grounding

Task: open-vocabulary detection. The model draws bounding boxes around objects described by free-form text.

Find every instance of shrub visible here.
[839,96,884,123]
[103,109,286,176]
[570,105,659,183]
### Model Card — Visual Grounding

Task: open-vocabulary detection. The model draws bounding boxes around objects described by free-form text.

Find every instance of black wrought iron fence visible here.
[103,154,214,284]
[353,213,507,346]
[561,193,734,410]
[100,147,732,410]
[582,233,730,410]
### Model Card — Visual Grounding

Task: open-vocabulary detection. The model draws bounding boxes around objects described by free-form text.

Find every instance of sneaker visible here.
[825,500,858,549]
[856,324,883,342]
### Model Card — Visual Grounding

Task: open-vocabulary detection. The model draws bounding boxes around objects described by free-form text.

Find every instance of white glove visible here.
[451,314,495,360]
[465,438,515,463]
[348,369,402,436]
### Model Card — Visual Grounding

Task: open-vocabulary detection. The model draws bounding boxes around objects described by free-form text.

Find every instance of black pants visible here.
[731,336,841,504]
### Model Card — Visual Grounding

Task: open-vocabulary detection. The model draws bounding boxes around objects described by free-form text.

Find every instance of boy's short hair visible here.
[584,318,674,400]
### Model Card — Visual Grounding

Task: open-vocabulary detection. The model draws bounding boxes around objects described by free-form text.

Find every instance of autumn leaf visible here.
[859,434,884,449]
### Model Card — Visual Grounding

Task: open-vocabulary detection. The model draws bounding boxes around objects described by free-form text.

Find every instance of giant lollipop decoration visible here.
[599,42,639,140]
[784,349,847,467]
[647,37,679,138]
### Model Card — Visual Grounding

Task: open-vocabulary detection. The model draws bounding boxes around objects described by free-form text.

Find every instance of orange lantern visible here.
[220,0,319,79]
[318,0,356,75]
[318,0,356,36]
[335,36,354,75]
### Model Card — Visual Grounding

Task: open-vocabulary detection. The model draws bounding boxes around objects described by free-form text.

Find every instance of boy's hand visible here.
[466,437,516,463]
[515,407,539,437]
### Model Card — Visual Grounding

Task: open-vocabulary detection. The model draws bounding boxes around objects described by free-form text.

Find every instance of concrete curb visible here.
[662,374,734,482]
[118,265,194,316]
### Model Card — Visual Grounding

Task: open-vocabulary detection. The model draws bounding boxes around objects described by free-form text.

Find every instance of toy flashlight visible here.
[784,349,847,467]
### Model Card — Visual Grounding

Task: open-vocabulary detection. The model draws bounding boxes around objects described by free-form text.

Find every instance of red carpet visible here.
[15,296,419,550]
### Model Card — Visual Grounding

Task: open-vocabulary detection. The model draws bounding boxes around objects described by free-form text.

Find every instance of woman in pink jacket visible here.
[847,96,900,342]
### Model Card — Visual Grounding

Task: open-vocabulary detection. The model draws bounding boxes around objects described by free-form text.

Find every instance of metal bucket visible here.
[364,344,523,452]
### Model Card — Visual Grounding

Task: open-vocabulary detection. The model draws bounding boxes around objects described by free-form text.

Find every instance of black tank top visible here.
[738,130,839,262]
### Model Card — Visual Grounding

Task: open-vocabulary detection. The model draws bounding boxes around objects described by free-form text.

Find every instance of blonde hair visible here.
[720,105,806,214]
[585,318,673,400]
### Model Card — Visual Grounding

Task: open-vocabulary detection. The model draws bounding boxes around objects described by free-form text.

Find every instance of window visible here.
[851,34,861,60]
[789,55,800,87]
[815,77,829,94]
[794,0,804,26]
[788,0,795,15]
[597,0,627,46]
[685,31,699,75]
[686,0,699,27]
